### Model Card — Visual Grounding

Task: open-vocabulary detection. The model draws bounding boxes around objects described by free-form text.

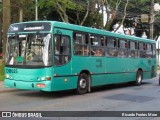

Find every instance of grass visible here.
[0,59,5,81]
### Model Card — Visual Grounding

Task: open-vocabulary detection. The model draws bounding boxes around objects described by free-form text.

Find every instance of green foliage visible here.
[39,0,91,24]
[0,75,5,81]
[6,0,160,37]
[39,0,76,22]
[39,0,76,9]
[103,0,155,31]
[11,0,35,23]
[84,12,102,27]
[127,0,151,13]
[0,60,4,81]
[7,0,101,26]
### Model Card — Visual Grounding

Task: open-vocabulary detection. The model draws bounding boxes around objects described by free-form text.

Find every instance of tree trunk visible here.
[2,0,11,61]
[114,0,128,32]
[80,1,90,25]
[56,2,69,23]
[0,10,2,55]
[104,0,121,30]
[19,7,23,22]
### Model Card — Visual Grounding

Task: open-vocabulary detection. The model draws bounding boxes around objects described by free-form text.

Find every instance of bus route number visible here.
[96,59,103,68]
[6,69,18,73]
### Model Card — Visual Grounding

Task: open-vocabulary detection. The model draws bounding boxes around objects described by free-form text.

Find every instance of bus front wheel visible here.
[77,73,88,95]
[135,70,143,86]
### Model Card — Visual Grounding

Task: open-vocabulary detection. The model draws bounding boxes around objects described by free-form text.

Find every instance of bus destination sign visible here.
[8,22,51,33]
[24,26,44,31]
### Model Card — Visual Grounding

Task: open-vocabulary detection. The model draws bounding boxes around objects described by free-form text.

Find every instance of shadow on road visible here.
[91,81,151,93]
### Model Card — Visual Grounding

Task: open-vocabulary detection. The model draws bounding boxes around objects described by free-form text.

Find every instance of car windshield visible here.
[6,33,52,67]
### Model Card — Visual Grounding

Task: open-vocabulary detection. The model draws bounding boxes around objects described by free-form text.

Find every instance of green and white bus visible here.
[4,21,157,94]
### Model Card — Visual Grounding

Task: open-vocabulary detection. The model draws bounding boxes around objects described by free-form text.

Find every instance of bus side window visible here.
[128,41,136,58]
[90,35,101,46]
[118,39,128,57]
[146,44,152,58]
[73,32,89,56]
[138,42,146,58]
[101,36,105,46]
[54,35,71,66]
[106,37,117,57]
[105,37,108,46]
[90,35,105,56]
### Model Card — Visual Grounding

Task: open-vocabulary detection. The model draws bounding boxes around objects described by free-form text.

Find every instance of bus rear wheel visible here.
[77,73,88,95]
[135,70,143,86]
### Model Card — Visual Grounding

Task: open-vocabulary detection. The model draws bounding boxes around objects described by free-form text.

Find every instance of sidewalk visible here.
[0,81,6,92]
[0,81,7,92]
[0,81,17,93]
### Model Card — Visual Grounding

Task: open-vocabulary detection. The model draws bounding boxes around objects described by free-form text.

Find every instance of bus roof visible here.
[10,21,156,44]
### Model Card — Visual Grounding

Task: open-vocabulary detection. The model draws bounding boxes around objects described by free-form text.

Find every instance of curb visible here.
[0,81,17,93]
[0,89,18,94]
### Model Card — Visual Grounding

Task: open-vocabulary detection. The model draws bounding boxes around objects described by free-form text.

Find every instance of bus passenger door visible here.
[52,29,73,90]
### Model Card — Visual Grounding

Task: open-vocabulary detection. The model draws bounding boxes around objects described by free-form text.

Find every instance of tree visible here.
[102,0,122,30]
[39,0,90,25]
[73,0,90,25]
[11,0,35,23]
[2,0,11,60]
[113,0,128,32]
[102,0,155,38]
[90,0,103,28]
[0,2,2,54]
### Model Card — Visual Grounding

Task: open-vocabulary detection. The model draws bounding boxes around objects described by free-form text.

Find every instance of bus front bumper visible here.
[4,79,52,92]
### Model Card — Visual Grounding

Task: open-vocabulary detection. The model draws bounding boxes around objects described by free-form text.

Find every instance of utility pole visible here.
[2,0,10,60]
[102,0,104,28]
[35,0,38,20]
[150,0,154,40]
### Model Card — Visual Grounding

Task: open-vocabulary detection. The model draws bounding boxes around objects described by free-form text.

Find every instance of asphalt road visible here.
[0,75,160,120]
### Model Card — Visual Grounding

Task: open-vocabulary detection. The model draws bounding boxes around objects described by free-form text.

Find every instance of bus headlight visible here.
[6,74,10,78]
[5,74,12,79]
[37,76,51,81]
[46,76,51,80]
[41,77,45,80]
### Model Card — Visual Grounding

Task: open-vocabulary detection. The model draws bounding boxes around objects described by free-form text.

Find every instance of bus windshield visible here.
[6,33,52,67]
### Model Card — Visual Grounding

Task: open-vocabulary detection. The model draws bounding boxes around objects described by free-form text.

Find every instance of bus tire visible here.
[77,73,88,95]
[135,70,143,86]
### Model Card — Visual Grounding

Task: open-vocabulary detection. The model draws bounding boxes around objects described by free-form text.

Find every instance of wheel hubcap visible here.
[137,75,142,83]
[79,79,86,89]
